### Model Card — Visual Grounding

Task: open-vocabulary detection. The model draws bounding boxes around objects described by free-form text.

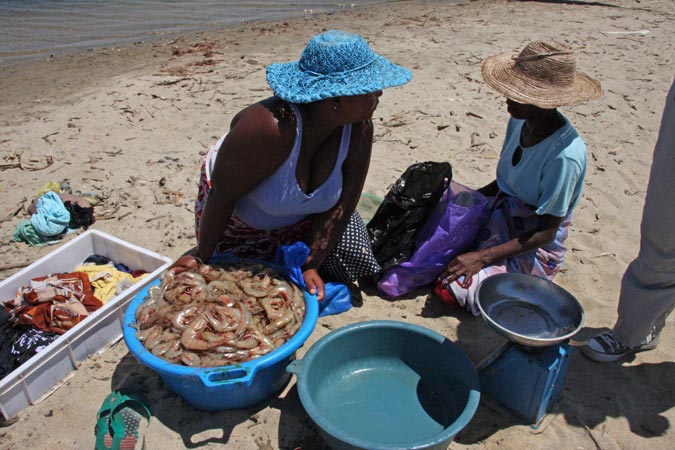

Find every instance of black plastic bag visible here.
[367,161,452,271]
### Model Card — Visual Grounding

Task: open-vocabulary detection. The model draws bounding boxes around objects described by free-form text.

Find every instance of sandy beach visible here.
[1,0,674,448]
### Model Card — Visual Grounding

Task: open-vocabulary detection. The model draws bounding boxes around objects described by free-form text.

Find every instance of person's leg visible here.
[613,260,675,347]
[582,257,674,362]
[584,76,675,361]
[613,77,675,347]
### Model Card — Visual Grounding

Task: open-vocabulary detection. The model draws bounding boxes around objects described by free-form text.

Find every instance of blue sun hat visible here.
[266,30,412,104]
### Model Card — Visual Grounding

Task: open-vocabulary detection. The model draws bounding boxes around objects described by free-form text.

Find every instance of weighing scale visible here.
[474,273,584,427]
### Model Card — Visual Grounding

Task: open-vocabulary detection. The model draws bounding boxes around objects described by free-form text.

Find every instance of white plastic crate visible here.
[0,230,172,419]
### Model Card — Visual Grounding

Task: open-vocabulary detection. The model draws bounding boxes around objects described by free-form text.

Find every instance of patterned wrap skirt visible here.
[444,193,571,316]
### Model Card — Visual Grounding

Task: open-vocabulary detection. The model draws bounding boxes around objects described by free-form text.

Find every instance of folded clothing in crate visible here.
[0,309,58,380]
[1,256,150,381]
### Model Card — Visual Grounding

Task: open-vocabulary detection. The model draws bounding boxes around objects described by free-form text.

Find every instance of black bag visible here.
[64,201,96,230]
[367,161,452,271]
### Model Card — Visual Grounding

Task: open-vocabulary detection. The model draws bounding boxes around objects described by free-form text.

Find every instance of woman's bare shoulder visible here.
[221,98,295,167]
[230,97,293,132]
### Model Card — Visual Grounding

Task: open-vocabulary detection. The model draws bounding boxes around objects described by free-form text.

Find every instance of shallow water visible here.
[0,0,399,63]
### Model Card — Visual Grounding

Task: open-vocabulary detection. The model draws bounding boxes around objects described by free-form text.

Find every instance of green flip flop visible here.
[95,390,151,450]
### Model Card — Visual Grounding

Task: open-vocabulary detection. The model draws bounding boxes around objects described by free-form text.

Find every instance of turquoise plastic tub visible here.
[123,279,318,411]
[288,321,480,450]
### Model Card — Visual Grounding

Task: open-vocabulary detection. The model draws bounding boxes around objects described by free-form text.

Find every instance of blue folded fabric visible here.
[30,191,70,237]
[275,242,352,317]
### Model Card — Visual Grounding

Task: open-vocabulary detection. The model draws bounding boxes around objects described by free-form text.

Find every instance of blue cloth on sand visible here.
[275,242,352,317]
[30,191,70,237]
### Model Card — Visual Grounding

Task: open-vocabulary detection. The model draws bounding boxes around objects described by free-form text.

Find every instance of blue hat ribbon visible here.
[298,55,377,80]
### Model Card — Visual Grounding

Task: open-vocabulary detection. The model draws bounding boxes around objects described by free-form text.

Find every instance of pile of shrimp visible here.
[134,261,306,367]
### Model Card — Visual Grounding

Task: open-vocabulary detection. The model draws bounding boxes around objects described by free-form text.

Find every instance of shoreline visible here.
[0,0,443,110]
[1,0,675,449]
[0,0,413,66]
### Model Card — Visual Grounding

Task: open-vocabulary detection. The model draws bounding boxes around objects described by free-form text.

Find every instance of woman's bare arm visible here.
[196,102,293,261]
[301,120,374,285]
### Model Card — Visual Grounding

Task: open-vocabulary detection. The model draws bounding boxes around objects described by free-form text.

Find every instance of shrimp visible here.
[260,295,287,320]
[234,329,274,356]
[289,283,306,322]
[151,341,173,357]
[202,304,242,333]
[180,313,228,350]
[136,324,161,342]
[196,264,222,283]
[264,308,294,335]
[198,355,227,367]
[180,314,209,350]
[163,340,184,361]
[268,283,293,300]
[206,280,243,303]
[181,351,201,367]
[214,269,240,285]
[145,285,164,302]
[240,296,263,315]
[169,305,198,331]
[211,345,240,354]
[164,272,207,304]
[144,326,164,350]
[239,272,272,297]
[270,317,301,342]
[135,298,160,328]
[174,271,206,285]
[135,260,306,368]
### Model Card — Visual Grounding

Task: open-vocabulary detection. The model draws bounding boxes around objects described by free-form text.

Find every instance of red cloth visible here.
[434,281,459,308]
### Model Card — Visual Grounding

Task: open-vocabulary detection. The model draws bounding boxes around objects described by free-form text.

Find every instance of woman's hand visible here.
[168,255,202,275]
[302,268,325,301]
[438,251,488,286]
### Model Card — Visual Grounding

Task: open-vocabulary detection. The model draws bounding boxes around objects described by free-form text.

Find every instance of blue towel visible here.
[30,191,70,237]
[275,242,352,317]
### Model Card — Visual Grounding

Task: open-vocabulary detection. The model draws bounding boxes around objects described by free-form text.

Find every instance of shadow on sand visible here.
[454,320,675,444]
[110,351,332,449]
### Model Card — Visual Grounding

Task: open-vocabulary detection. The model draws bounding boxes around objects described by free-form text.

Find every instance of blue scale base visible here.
[478,342,573,428]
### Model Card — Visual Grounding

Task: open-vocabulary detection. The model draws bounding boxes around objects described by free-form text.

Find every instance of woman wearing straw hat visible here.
[172,30,411,301]
[437,40,603,315]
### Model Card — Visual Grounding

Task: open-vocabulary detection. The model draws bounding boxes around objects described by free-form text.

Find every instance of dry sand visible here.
[1,0,674,448]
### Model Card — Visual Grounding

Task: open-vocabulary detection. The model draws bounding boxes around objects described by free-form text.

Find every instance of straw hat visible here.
[480,40,603,108]
[266,30,411,104]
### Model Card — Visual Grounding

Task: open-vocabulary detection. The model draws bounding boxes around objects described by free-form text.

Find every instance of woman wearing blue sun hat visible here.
[172,30,411,301]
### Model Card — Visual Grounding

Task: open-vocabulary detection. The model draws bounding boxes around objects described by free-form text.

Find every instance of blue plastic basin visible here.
[288,321,480,450]
[123,279,318,411]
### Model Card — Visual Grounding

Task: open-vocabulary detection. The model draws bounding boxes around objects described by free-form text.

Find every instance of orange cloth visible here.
[11,272,103,334]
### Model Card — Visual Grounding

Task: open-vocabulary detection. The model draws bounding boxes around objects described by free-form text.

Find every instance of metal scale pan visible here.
[476,273,585,348]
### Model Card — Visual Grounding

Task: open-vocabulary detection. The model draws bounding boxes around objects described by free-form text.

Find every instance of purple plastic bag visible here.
[377,182,488,297]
